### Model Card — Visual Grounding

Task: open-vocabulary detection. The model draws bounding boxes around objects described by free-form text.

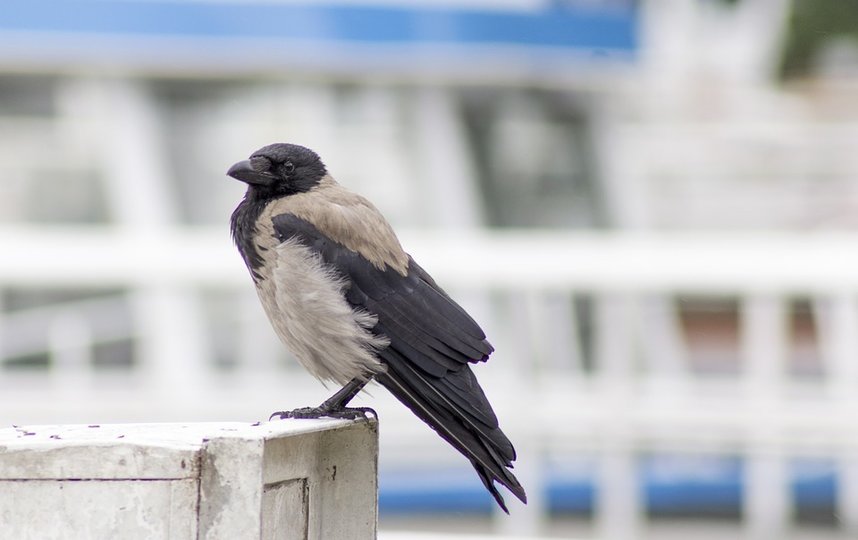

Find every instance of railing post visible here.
[818,294,858,535]
[741,294,790,539]
[594,294,643,540]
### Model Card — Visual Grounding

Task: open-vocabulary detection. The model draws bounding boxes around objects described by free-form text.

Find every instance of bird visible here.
[227,143,526,512]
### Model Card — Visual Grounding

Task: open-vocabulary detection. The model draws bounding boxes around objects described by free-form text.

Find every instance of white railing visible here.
[6,227,858,292]
[2,227,858,538]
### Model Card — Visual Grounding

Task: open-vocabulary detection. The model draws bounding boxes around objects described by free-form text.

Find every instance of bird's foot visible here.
[269,406,376,421]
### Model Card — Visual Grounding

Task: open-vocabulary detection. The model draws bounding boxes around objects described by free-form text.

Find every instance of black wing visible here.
[272,212,526,512]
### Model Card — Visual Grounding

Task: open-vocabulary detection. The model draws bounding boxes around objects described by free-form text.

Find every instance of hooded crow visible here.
[228,143,526,512]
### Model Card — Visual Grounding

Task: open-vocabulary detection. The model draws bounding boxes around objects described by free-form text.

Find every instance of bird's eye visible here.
[249,155,272,171]
[283,161,295,174]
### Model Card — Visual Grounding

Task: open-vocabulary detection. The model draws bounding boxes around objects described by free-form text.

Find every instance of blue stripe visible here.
[379,456,838,516]
[1,1,637,51]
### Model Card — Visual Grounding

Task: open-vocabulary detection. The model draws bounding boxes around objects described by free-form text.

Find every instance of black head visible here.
[227,143,327,199]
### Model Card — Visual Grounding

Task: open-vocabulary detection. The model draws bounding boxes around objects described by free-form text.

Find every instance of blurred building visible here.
[2,1,858,539]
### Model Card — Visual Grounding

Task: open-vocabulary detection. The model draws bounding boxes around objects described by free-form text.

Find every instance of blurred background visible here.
[2,0,858,538]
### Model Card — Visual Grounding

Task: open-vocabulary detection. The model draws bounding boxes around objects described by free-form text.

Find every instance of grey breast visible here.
[250,188,390,385]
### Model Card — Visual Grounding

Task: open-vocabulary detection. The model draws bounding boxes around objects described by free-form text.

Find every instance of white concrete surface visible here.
[0,419,378,540]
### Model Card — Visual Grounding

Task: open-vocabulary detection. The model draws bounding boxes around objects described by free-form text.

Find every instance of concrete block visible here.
[0,419,378,540]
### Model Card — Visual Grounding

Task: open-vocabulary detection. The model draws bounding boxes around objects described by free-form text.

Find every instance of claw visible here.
[268,377,376,422]
[269,406,377,421]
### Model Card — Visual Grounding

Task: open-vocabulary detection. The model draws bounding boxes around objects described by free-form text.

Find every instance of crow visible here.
[228,143,526,512]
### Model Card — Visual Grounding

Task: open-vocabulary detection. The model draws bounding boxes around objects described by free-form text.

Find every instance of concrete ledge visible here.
[0,419,378,540]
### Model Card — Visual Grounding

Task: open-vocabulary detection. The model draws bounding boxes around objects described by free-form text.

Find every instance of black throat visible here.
[230,190,269,281]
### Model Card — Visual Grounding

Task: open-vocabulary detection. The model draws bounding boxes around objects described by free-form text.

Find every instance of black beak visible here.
[227,160,277,186]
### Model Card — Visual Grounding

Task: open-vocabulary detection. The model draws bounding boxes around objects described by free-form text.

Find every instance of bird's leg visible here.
[269,377,376,421]
[318,377,367,410]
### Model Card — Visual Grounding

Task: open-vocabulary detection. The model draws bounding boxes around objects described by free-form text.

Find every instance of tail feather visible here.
[474,462,511,514]
[376,350,527,511]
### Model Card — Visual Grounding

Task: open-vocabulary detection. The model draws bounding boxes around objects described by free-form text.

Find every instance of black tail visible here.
[376,349,527,512]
